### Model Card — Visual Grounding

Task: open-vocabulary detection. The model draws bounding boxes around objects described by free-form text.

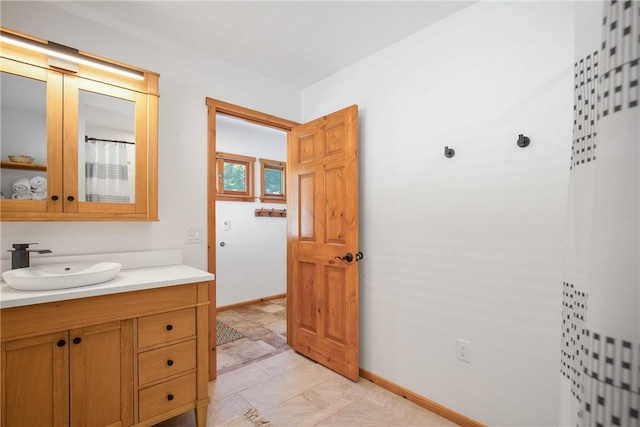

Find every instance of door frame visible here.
[205,98,299,380]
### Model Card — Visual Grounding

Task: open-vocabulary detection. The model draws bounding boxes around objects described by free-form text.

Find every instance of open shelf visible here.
[0,161,47,172]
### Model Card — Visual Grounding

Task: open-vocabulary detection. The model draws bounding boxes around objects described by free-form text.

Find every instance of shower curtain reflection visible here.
[85,140,130,203]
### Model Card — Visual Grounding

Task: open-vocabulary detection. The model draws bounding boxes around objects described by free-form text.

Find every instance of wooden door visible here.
[1,332,69,427]
[287,105,360,381]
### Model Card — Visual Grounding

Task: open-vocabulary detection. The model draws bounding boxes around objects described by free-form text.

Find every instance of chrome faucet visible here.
[8,243,52,269]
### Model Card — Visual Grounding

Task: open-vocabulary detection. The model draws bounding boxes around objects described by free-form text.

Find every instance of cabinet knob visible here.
[73,337,82,344]
[57,339,66,347]
[167,359,174,366]
[166,324,173,331]
[51,195,59,201]
[67,196,75,202]
[167,394,174,401]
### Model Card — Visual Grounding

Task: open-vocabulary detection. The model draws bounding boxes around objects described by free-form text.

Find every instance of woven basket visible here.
[8,155,34,164]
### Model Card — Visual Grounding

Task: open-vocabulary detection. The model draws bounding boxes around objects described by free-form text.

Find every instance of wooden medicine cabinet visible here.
[0,28,159,221]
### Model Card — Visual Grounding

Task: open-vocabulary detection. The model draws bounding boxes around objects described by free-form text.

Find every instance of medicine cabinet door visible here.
[62,76,149,217]
[0,60,63,215]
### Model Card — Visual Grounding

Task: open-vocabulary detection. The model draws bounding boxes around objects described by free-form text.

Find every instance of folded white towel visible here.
[12,192,33,200]
[32,190,47,200]
[30,176,47,190]
[12,178,30,194]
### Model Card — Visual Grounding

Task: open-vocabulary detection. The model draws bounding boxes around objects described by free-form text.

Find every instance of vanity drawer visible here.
[138,308,195,349]
[138,372,196,421]
[138,339,196,386]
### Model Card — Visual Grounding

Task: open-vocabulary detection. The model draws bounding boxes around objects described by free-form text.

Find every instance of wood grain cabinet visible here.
[1,283,210,427]
[0,28,159,221]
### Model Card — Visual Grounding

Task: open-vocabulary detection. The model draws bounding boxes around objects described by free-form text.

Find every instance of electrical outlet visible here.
[457,339,471,363]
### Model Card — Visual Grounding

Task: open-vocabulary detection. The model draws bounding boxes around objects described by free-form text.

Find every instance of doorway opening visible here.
[205,98,298,380]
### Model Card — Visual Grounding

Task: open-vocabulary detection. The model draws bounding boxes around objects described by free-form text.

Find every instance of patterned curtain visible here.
[560,1,639,426]
[85,140,130,203]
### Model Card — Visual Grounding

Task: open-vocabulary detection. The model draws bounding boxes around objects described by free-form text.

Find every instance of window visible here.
[260,158,286,203]
[215,152,255,202]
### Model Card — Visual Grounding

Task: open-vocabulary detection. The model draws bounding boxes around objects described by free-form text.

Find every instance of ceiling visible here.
[66,1,474,89]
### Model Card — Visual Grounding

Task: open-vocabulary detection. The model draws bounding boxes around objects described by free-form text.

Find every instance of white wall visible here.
[301,2,573,426]
[215,115,287,307]
[0,2,299,270]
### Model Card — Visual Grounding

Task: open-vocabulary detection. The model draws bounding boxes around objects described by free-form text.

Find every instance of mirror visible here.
[0,71,47,201]
[78,90,136,203]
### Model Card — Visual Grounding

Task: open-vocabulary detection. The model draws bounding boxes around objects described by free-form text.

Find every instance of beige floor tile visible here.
[207,394,252,427]
[262,394,333,427]
[242,311,281,326]
[216,346,243,372]
[218,338,272,364]
[258,303,286,314]
[314,399,408,426]
[217,310,243,323]
[239,363,335,413]
[218,416,255,427]
[222,320,261,333]
[210,363,271,402]
[264,319,287,334]
[255,348,315,377]
[300,375,377,415]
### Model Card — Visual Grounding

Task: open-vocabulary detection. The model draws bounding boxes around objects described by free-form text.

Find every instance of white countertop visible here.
[0,264,215,309]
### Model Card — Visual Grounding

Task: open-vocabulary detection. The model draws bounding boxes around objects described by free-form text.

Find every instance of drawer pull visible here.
[167,359,174,366]
[166,324,173,331]
[73,337,82,345]
[167,394,174,401]
[57,339,66,347]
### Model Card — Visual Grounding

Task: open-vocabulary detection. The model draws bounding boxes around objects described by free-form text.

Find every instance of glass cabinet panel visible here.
[78,89,136,204]
[0,71,48,201]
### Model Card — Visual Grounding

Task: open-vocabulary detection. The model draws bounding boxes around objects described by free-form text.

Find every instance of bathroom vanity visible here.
[0,263,213,427]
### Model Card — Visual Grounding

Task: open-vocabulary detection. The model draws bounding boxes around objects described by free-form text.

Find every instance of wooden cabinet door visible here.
[1,332,69,427]
[69,320,134,427]
[0,58,64,218]
[64,77,151,218]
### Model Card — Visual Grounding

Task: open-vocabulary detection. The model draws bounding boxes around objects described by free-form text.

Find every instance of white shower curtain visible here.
[560,1,639,426]
[85,141,130,203]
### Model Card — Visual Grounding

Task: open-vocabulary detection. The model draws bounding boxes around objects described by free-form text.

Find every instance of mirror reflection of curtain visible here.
[85,141,130,203]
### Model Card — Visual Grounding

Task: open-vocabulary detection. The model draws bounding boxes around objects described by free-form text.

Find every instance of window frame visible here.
[259,158,286,204]
[215,151,256,202]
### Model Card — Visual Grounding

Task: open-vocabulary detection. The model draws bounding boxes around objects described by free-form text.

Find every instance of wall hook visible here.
[444,146,455,158]
[280,209,286,217]
[517,134,531,148]
[269,208,275,217]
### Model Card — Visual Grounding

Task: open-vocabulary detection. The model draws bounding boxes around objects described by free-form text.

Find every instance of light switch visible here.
[223,219,231,231]
[186,227,203,244]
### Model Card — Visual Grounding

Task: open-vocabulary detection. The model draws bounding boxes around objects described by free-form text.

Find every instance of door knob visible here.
[334,252,353,262]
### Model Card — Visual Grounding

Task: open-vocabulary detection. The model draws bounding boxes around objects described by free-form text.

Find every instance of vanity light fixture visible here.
[0,30,145,81]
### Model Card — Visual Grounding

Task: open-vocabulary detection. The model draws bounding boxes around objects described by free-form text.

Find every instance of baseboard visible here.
[359,368,485,427]
[217,293,286,312]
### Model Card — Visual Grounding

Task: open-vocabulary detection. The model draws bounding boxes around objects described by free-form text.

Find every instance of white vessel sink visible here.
[2,262,122,291]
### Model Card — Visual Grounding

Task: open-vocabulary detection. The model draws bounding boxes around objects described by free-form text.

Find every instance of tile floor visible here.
[156,298,458,427]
